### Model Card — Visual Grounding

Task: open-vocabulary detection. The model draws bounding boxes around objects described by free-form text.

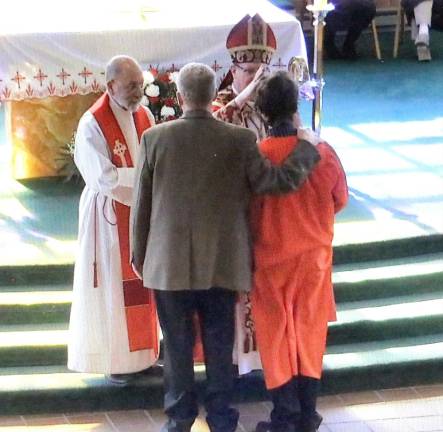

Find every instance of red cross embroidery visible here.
[47,82,56,95]
[25,83,34,97]
[11,71,26,89]
[57,68,71,85]
[34,68,48,86]
[69,81,79,94]
[78,67,93,84]
[272,58,287,68]
[91,78,101,92]
[2,87,11,99]
[212,61,222,72]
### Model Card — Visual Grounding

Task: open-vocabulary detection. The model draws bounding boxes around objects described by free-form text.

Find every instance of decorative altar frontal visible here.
[1,0,306,179]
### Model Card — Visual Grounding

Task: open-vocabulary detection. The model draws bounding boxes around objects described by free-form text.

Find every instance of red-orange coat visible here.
[251,135,348,389]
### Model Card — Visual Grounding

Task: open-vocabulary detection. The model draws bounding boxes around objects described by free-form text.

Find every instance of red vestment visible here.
[90,93,158,355]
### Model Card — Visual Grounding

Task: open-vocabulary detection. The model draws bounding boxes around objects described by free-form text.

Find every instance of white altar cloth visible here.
[0,0,306,101]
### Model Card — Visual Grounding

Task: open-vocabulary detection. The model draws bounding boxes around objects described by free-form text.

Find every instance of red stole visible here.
[90,93,158,355]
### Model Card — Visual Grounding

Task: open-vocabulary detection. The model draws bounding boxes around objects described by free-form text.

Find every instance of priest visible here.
[67,55,159,384]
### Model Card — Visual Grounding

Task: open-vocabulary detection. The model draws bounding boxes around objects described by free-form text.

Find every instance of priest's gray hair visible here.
[105,55,141,83]
[177,62,216,108]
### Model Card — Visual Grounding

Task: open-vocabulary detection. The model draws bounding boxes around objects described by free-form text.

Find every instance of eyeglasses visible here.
[234,63,262,75]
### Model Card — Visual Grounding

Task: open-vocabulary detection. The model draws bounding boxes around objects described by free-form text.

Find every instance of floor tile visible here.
[403,415,443,432]
[66,413,115,431]
[0,416,26,426]
[260,401,273,414]
[238,415,265,432]
[234,402,269,417]
[106,410,152,431]
[66,413,110,424]
[321,406,368,424]
[390,399,439,418]
[317,395,344,410]
[326,421,373,432]
[24,415,68,426]
[346,401,399,421]
[378,387,420,402]
[5,386,443,432]
[366,418,415,432]
[340,390,383,405]
[415,385,443,399]
[143,409,166,432]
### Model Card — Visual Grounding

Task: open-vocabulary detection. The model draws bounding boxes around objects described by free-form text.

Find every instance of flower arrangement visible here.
[142,68,182,123]
[57,131,84,183]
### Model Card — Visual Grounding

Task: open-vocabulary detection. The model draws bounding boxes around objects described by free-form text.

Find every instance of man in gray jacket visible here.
[131,63,319,432]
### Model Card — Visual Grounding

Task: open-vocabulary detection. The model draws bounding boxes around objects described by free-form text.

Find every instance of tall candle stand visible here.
[306,1,334,135]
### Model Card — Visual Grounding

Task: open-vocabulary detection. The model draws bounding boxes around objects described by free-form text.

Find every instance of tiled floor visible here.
[1,385,443,431]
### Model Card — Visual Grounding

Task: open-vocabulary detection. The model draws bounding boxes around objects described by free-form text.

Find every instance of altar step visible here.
[1,234,442,286]
[1,283,443,368]
[0,289,71,325]
[0,235,442,415]
[0,253,442,365]
[1,333,443,415]
[1,252,442,326]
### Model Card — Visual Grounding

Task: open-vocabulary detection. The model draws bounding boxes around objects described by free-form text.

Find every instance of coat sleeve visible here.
[331,152,349,214]
[320,143,349,214]
[245,133,321,195]
[74,112,134,206]
[131,132,153,268]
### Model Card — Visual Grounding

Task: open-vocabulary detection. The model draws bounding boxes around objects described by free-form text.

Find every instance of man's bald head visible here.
[105,55,144,112]
[105,55,142,83]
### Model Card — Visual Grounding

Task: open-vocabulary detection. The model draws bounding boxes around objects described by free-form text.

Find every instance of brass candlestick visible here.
[306,1,334,134]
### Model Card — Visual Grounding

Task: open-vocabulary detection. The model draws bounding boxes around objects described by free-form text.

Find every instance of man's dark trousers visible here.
[155,287,239,432]
[325,0,376,49]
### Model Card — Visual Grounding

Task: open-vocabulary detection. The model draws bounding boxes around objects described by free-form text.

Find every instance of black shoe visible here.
[256,421,272,432]
[342,44,359,60]
[106,373,136,386]
[325,43,343,60]
[136,364,163,376]
[299,412,323,432]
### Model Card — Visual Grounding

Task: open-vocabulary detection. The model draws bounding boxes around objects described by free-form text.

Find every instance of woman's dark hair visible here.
[255,71,298,125]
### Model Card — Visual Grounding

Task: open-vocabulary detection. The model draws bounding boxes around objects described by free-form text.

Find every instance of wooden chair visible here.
[371,0,406,59]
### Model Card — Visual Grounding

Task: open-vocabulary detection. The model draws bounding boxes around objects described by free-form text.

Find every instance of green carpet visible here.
[0,248,442,370]
[2,333,443,415]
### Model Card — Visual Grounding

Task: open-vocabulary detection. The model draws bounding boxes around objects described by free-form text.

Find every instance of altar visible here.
[1,0,306,179]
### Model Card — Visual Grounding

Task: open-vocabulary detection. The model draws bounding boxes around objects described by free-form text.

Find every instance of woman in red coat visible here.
[251,72,348,432]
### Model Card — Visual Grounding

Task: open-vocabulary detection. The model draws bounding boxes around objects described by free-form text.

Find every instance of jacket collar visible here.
[182,109,213,119]
[269,118,297,137]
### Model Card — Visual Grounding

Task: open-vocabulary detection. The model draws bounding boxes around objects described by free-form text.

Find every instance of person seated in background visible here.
[250,71,348,432]
[324,0,376,59]
[402,0,443,61]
